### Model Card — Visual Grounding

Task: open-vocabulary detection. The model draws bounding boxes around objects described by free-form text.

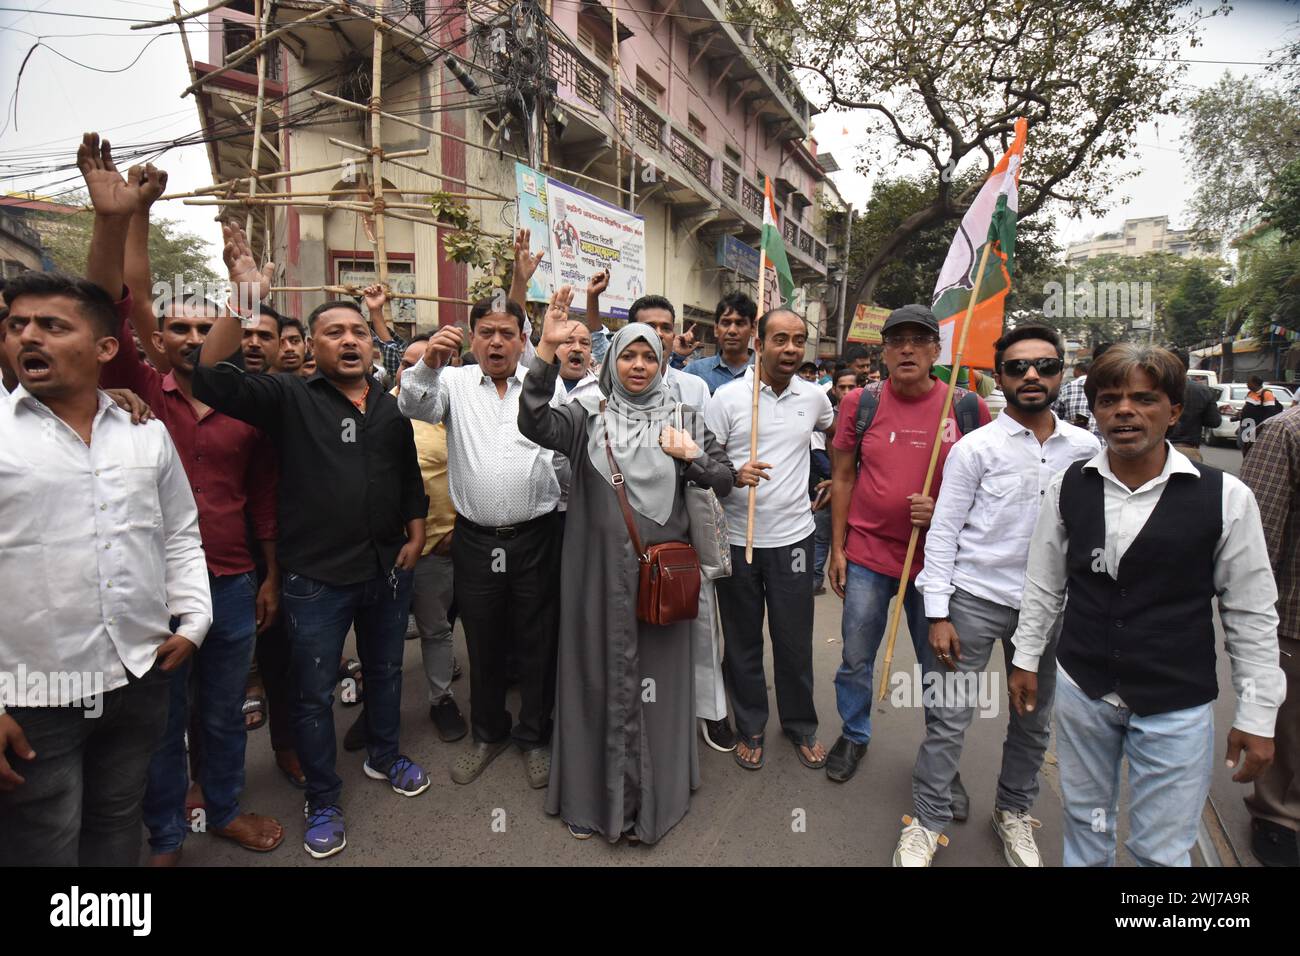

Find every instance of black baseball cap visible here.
[881,304,939,335]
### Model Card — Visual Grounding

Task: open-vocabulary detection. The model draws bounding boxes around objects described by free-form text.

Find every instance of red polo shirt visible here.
[101,314,277,576]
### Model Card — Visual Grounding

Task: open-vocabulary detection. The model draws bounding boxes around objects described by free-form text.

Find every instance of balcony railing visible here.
[670,129,711,185]
[549,40,606,115]
[783,218,799,245]
[741,179,763,217]
[621,93,664,149]
[798,229,813,256]
[722,164,739,199]
[814,242,827,264]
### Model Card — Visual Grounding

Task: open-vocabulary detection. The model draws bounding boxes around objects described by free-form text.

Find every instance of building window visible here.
[635,68,663,108]
[222,20,279,80]
[724,144,741,164]
[576,20,611,64]
[688,113,706,141]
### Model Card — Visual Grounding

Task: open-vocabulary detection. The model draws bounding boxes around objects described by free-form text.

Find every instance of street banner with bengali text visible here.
[545,177,647,319]
[845,304,889,345]
[514,162,553,303]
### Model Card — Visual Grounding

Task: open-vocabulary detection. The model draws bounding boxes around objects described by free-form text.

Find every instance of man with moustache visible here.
[89,160,284,861]
[826,305,990,785]
[194,225,431,860]
[1008,345,1283,867]
[673,292,758,394]
[706,308,835,770]
[898,326,1098,867]
[238,304,282,375]
[550,316,599,522]
[399,298,562,790]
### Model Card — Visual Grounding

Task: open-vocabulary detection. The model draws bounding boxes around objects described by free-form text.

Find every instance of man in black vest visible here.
[1007,344,1284,866]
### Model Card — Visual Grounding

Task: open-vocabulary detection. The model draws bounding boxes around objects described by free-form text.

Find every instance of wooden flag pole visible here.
[744,254,769,564]
[876,239,994,700]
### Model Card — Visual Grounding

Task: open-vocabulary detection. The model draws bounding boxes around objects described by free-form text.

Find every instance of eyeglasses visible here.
[882,333,938,348]
[1000,357,1064,378]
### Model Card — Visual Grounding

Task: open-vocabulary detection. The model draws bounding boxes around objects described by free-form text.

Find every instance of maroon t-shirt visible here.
[832,378,990,579]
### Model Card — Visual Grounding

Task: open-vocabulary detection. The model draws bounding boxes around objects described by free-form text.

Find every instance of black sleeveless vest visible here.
[1057,459,1223,716]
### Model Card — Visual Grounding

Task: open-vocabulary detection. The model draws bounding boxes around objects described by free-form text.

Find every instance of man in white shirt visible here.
[706,309,835,770]
[551,319,599,516]
[1009,344,1284,867]
[0,269,211,866]
[400,297,561,790]
[901,326,1098,868]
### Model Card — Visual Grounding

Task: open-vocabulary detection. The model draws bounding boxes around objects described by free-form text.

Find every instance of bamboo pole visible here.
[132,0,233,30]
[160,154,425,201]
[876,239,994,700]
[744,250,769,565]
[180,3,344,97]
[270,285,471,305]
[608,0,627,209]
[369,23,392,328]
[541,162,635,199]
[174,188,505,201]
[311,88,519,159]
[245,0,268,239]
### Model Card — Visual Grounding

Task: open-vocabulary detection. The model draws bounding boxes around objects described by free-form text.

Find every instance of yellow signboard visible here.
[846,304,889,344]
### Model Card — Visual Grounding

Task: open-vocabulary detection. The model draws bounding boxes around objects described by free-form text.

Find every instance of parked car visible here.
[1186,368,1219,389]
[985,387,1007,418]
[1203,382,1296,445]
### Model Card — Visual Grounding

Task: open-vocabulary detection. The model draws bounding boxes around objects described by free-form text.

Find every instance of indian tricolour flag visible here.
[931,117,1028,369]
[760,176,795,311]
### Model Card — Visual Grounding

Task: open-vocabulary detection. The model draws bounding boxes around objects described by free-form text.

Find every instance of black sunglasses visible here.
[1000,357,1064,378]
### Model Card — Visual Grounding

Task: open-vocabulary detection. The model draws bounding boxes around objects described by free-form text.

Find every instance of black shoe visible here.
[950,772,970,822]
[452,657,463,682]
[813,585,827,596]
[404,614,420,641]
[700,717,737,753]
[1251,818,1299,867]
[825,735,868,782]
[343,709,367,752]
[430,698,468,743]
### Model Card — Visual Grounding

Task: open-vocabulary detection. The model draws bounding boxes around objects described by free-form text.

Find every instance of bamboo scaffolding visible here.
[369,22,391,326]
[245,0,268,240]
[179,4,346,97]
[131,0,233,30]
[176,188,506,201]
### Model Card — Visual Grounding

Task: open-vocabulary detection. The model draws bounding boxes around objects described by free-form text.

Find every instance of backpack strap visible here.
[852,383,882,473]
[953,389,982,436]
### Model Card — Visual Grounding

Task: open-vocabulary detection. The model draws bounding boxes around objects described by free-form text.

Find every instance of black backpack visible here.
[852,381,983,472]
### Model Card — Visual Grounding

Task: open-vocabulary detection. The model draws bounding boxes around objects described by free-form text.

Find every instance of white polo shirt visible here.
[706,368,834,548]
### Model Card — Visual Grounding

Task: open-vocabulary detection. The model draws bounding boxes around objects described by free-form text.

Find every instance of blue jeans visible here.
[143,572,257,854]
[1055,674,1214,867]
[282,568,414,810]
[812,507,831,588]
[835,561,934,744]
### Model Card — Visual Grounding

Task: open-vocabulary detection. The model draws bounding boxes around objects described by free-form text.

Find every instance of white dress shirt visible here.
[0,388,211,712]
[551,369,600,512]
[1010,444,1284,737]
[665,365,710,411]
[918,411,1100,617]
[705,369,834,548]
[398,359,559,526]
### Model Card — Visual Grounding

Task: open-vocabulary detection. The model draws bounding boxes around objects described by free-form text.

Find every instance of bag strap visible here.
[600,401,648,562]
[853,386,879,473]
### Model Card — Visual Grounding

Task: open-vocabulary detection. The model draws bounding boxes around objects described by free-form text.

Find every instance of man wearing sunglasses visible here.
[898,326,1099,866]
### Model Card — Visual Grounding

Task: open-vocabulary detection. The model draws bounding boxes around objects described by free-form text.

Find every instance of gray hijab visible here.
[576,322,677,526]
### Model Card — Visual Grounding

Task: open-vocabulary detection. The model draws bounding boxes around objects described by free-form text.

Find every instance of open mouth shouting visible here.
[565,351,586,370]
[338,346,363,369]
[18,349,53,383]
[1107,422,1144,442]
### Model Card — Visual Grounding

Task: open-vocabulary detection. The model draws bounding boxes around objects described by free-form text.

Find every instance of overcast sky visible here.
[1,0,1297,272]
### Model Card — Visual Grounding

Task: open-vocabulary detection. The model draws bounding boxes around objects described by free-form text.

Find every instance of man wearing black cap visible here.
[826,304,990,783]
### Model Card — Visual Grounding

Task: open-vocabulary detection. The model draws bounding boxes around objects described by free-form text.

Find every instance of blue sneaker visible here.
[364,755,430,797]
[303,804,346,859]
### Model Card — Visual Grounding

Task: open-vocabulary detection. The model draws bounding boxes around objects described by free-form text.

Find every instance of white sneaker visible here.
[892,815,947,867]
[992,808,1043,867]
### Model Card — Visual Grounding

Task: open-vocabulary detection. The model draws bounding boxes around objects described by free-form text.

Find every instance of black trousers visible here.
[452,512,561,748]
[714,533,818,741]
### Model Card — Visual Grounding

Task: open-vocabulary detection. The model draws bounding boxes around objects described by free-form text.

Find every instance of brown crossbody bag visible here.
[601,411,701,626]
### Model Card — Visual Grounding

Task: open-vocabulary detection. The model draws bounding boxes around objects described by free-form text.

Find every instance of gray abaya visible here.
[519,355,735,844]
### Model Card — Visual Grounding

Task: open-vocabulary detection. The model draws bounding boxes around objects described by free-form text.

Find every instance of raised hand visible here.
[127,163,168,210]
[222,220,275,304]
[361,283,389,314]
[513,228,545,285]
[586,269,609,297]
[673,323,699,357]
[421,324,465,370]
[77,132,146,218]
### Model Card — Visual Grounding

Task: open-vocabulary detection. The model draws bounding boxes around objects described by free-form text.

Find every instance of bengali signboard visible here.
[845,304,889,345]
[544,177,647,319]
[514,162,553,304]
[716,234,760,281]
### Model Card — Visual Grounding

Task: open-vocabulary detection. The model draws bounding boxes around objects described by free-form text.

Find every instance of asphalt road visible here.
[167,440,1261,867]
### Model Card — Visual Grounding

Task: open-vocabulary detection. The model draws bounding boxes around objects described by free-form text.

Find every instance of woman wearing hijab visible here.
[519,286,735,844]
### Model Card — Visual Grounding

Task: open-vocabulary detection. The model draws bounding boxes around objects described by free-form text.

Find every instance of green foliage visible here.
[1181,73,1300,236]
[1165,262,1223,348]
[1261,158,1300,243]
[33,199,219,286]
[1216,239,1300,340]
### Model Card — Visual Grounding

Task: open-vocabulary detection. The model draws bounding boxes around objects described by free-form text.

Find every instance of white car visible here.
[1203,382,1296,445]
[985,388,1007,418]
